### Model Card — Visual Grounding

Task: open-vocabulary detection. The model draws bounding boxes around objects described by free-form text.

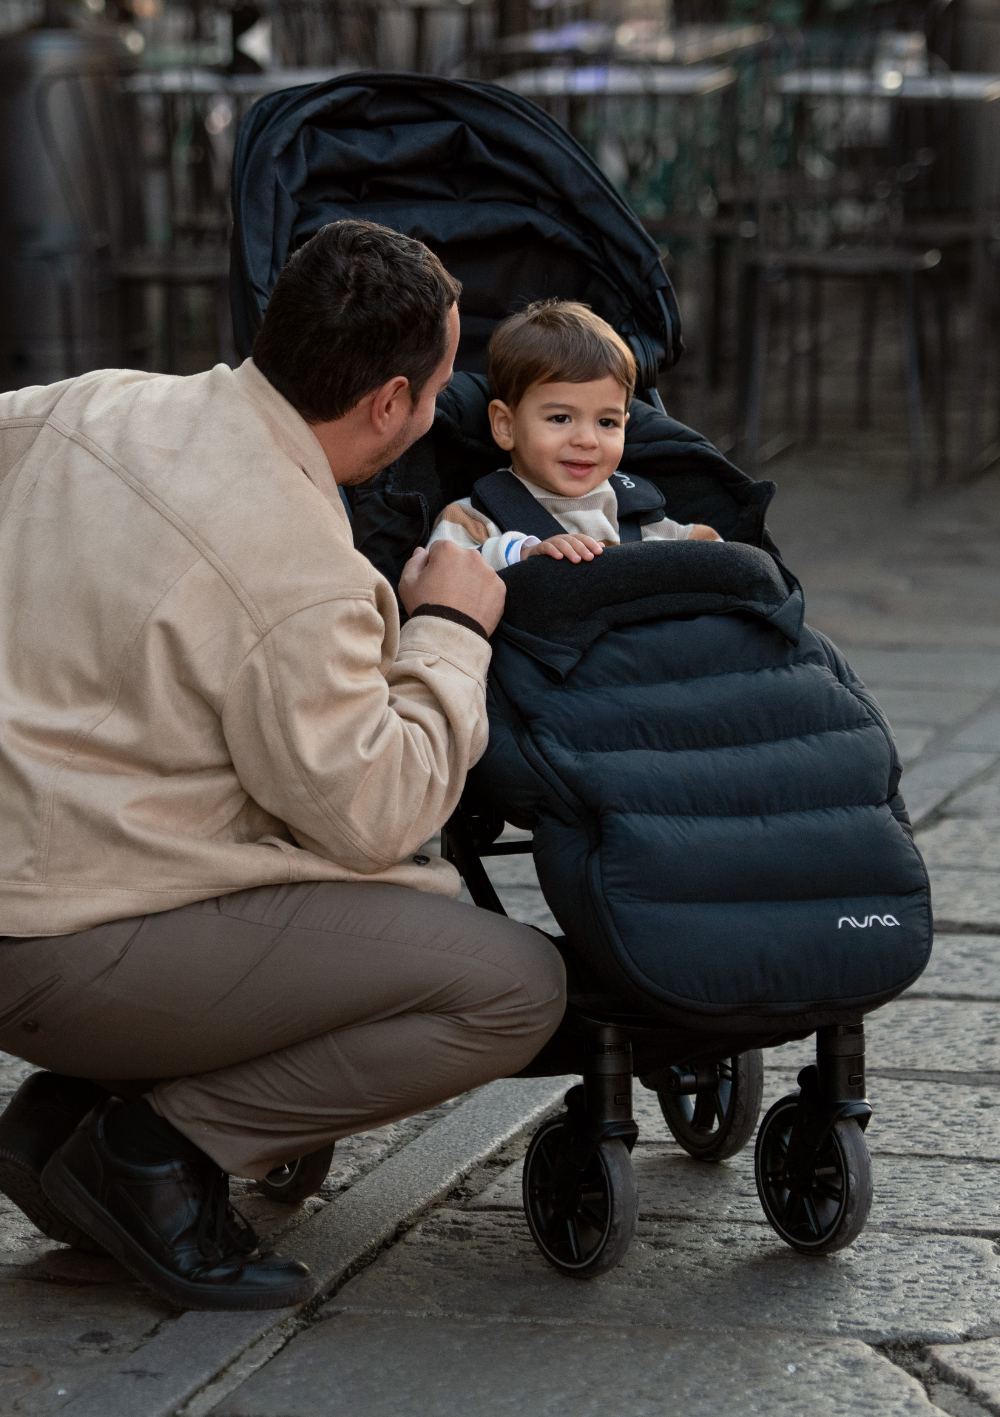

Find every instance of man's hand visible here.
[399,541,506,637]
[689,524,723,541]
[522,534,605,564]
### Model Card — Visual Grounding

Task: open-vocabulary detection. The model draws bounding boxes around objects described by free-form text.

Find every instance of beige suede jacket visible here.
[0,360,491,936]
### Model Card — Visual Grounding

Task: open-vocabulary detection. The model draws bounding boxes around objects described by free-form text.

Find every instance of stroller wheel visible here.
[255,1144,335,1205]
[754,1096,873,1254]
[522,1115,637,1278]
[657,1050,764,1162]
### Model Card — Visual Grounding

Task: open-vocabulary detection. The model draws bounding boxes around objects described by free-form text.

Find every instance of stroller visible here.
[229,72,932,1274]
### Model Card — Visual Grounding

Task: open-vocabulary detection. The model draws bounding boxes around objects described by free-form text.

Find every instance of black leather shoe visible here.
[0,1071,108,1249]
[40,1100,316,1311]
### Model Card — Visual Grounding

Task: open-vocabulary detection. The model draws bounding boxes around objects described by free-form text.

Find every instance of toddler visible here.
[429,299,720,569]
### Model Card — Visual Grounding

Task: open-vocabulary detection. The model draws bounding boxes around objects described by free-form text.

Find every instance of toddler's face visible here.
[489,375,628,499]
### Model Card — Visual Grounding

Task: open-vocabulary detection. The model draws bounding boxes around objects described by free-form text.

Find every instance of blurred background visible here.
[1,0,998,486]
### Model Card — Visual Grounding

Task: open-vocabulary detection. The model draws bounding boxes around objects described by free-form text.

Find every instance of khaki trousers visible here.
[0,883,566,1178]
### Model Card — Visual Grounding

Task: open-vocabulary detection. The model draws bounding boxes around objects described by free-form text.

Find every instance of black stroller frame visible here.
[231,70,907,1274]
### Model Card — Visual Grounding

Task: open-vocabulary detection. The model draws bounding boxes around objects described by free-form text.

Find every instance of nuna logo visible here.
[838,914,901,929]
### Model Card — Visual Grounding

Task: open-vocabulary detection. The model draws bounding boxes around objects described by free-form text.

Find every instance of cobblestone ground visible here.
[2,408,999,1415]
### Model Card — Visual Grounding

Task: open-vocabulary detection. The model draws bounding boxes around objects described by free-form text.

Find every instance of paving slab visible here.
[928,1338,1000,1410]
[917,819,1000,872]
[845,650,1000,693]
[766,998,1000,1078]
[948,709,1000,752]
[333,1208,1000,1344]
[0,1251,160,1416]
[902,752,999,827]
[945,766,1000,819]
[895,725,937,764]
[898,931,1000,999]
[213,1315,942,1417]
[875,687,993,729]
[468,1146,1000,1236]
[924,869,1000,933]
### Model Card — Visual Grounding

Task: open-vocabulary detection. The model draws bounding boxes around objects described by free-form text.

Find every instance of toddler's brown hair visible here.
[487,300,637,408]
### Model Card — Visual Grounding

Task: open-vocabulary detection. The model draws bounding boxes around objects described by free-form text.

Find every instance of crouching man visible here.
[0,220,565,1310]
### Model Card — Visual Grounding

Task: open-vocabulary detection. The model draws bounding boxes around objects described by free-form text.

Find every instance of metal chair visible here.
[734,27,950,498]
[113,70,235,371]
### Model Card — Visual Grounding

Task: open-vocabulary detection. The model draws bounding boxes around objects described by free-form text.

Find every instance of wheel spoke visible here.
[565,1216,582,1263]
[801,1195,823,1237]
[692,1091,716,1132]
[781,1188,801,1227]
[534,1134,558,1182]
[578,1201,608,1231]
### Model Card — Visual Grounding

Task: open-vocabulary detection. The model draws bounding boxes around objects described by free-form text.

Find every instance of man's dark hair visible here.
[252,219,462,422]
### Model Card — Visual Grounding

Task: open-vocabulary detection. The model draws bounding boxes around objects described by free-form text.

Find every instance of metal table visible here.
[776,68,1000,480]
[495,20,769,69]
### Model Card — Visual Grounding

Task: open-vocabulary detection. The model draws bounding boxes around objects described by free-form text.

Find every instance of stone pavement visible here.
[2,420,1000,1416]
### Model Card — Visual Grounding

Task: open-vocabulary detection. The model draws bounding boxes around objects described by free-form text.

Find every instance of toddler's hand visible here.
[523,534,605,563]
[689,524,723,542]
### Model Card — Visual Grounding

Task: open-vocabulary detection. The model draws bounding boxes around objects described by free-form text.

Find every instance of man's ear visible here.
[488,398,515,450]
[369,375,410,432]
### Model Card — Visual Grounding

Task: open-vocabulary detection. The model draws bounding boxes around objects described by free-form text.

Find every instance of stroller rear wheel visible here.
[657,1050,764,1161]
[522,1115,637,1278]
[754,1095,873,1254]
[255,1144,335,1205]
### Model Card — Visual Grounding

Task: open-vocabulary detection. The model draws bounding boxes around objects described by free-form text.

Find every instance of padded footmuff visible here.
[472,540,932,1035]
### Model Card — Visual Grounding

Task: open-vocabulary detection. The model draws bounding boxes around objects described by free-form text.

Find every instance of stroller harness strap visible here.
[471,469,666,546]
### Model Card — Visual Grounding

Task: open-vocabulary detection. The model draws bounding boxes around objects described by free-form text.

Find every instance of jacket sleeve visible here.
[428,497,535,571]
[220,593,492,873]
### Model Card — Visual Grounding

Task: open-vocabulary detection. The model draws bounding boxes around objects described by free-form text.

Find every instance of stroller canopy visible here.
[229,71,682,386]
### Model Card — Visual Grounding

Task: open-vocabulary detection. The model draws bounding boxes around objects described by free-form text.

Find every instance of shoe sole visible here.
[0,1148,103,1252]
[41,1160,316,1312]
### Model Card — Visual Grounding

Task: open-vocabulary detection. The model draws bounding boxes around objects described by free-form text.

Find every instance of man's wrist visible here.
[408,603,491,641]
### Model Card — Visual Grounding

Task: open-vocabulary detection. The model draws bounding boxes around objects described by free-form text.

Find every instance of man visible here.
[0,220,566,1311]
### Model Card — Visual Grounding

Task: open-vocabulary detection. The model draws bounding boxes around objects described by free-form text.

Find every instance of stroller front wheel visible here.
[657,1050,764,1162]
[522,1116,637,1278]
[754,1095,873,1254]
[256,1144,335,1205]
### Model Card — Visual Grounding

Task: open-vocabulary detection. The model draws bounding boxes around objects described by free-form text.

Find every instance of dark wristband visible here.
[408,603,491,642]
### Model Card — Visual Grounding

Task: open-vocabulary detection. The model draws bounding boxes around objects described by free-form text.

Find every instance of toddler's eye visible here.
[599,417,623,429]
[547,413,570,424]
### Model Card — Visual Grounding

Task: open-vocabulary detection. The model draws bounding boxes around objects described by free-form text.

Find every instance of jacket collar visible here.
[232,359,346,517]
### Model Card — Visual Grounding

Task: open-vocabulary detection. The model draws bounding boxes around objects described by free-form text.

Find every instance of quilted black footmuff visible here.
[472,538,931,1037]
